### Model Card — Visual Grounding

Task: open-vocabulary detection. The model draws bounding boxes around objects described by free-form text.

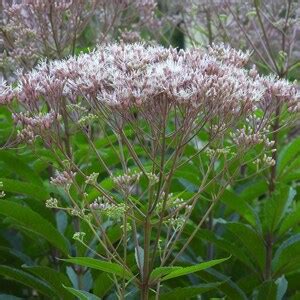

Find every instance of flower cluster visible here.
[45,197,59,208]
[0,80,14,104]
[50,170,76,187]
[13,111,59,143]
[0,0,162,75]
[73,231,86,241]
[90,197,126,220]
[156,193,191,213]
[1,0,98,68]
[3,43,298,151]
[85,172,99,185]
[112,170,142,194]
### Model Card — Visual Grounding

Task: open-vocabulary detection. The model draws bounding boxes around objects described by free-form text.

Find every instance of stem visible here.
[207,210,214,259]
[142,216,151,300]
[265,102,280,279]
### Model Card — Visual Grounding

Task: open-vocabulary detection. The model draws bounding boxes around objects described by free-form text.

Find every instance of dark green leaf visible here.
[198,268,248,300]
[273,234,300,275]
[93,273,114,298]
[278,202,300,236]
[0,265,55,298]
[0,200,69,255]
[263,186,296,232]
[0,178,49,200]
[23,265,73,300]
[156,282,222,300]
[220,189,257,226]
[0,151,43,185]
[277,138,300,175]
[225,223,265,271]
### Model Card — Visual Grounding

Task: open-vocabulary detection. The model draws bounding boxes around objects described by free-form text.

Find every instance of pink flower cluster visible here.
[0,80,14,104]
[50,170,76,187]
[1,43,299,148]
[7,44,298,114]
[12,111,59,143]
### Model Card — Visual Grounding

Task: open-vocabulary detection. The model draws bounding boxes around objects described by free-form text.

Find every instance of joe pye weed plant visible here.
[1,43,299,299]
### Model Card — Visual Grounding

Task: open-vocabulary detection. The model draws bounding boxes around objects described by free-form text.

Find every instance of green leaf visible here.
[278,202,300,236]
[263,185,296,232]
[23,265,73,300]
[93,273,114,298]
[273,234,300,275]
[225,223,266,271]
[220,189,257,226]
[0,151,43,185]
[63,285,101,300]
[189,228,256,270]
[150,267,182,282]
[239,180,268,202]
[198,268,248,300]
[255,281,277,300]
[160,257,229,281]
[0,178,49,200]
[0,200,69,255]
[155,282,222,300]
[0,265,55,297]
[255,277,287,300]
[63,257,133,280]
[278,137,300,175]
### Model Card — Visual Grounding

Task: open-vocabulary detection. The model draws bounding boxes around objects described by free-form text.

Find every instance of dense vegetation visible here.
[0,1,300,299]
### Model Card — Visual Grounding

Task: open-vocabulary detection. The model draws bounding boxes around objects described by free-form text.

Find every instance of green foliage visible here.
[151,257,229,282]
[63,257,134,280]
[0,200,69,255]
[1,4,300,298]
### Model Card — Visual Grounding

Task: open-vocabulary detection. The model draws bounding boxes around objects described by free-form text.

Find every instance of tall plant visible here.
[1,43,298,298]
